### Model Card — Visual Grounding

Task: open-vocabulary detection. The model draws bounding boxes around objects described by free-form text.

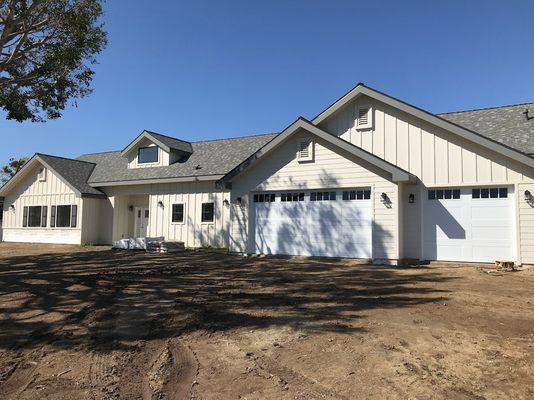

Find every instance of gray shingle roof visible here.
[78,133,278,184]
[36,154,106,196]
[438,102,534,156]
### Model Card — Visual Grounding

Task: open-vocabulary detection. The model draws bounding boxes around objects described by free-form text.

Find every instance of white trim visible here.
[90,174,224,187]
[121,131,172,156]
[170,202,186,225]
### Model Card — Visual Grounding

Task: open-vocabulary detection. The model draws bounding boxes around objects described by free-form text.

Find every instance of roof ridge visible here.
[37,153,96,166]
[192,132,278,144]
[438,101,534,116]
[78,150,121,156]
[145,130,192,144]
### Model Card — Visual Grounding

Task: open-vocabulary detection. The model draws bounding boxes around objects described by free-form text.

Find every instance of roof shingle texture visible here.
[142,131,193,154]
[37,154,105,196]
[78,133,277,183]
[438,103,534,156]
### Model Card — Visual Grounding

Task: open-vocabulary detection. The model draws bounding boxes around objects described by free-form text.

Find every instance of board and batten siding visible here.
[230,131,400,260]
[103,181,230,248]
[1,163,82,244]
[320,96,534,264]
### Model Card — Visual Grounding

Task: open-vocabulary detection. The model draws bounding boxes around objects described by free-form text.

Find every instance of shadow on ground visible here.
[0,249,454,352]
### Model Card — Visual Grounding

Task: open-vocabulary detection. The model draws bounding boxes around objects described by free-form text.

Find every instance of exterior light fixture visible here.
[10,204,15,211]
[128,205,134,211]
[157,201,164,208]
[223,199,230,206]
[236,197,242,205]
[381,192,388,202]
[408,193,415,204]
[525,190,532,201]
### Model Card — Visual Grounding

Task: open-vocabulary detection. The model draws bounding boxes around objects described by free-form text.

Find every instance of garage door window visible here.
[472,187,508,199]
[310,191,336,201]
[428,189,460,200]
[253,194,276,203]
[342,190,371,200]
[281,193,304,202]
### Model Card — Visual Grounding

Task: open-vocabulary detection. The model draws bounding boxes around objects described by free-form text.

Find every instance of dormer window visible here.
[138,146,158,164]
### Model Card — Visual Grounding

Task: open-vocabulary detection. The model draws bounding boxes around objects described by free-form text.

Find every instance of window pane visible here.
[201,203,214,222]
[472,189,480,199]
[323,192,329,201]
[281,193,286,202]
[481,188,489,198]
[490,188,499,198]
[428,190,436,200]
[330,191,336,201]
[437,190,444,199]
[350,191,356,200]
[499,188,508,198]
[310,192,316,201]
[259,194,264,202]
[444,189,452,199]
[28,206,42,227]
[56,205,71,228]
[253,194,258,202]
[364,190,371,200]
[298,193,304,201]
[453,189,460,199]
[357,190,363,200]
[342,191,349,200]
[317,192,323,201]
[138,146,158,163]
[172,204,184,222]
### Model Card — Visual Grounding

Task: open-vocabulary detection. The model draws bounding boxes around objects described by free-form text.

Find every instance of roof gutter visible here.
[89,174,225,187]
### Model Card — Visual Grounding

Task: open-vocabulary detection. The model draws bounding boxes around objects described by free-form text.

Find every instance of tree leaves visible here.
[0,0,107,122]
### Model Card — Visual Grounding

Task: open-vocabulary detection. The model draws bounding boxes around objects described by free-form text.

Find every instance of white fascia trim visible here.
[121,131,171,156]
[312,83,534,169]
[89,174,225,187]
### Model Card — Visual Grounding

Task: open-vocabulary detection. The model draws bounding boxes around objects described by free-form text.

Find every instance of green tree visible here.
[1,156,28,185]
[0,0,107,122]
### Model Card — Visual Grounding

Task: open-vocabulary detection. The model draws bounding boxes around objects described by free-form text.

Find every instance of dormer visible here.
[121,130,193,169]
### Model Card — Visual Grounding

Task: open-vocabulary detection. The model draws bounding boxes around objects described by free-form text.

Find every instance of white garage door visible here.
[423,186,515,263]
[253,189,372,258]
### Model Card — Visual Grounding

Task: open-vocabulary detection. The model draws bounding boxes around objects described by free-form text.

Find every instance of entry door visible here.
[422,187,515,263]
[135,208,149,238]
[254,190,372,258]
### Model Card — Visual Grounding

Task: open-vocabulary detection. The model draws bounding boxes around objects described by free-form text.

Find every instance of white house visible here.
[1,83,533,265]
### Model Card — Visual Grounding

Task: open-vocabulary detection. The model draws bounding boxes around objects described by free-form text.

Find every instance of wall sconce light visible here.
[408,193,415,204]
[236,197,242,205]
[381,192,388,202]
[525,190,532,202]
[128,205,134,211]
[9,204,15,211]
[223,199,230,207]
[157,201,164,208]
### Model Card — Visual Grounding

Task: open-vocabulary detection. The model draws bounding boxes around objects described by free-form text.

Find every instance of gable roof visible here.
[438,103,534,156]
[0,154,106,198]
[217,117,416,187]
[121,130,193,156]
[312,83,534,169]
[78,133,278,185]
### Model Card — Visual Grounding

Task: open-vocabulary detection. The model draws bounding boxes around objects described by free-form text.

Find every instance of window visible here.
[23,206,47,227]
[138,146,158,164]
[472,187,508,199]
[50,205,77,228]
[201,202,214,222]
[342,189,371,200]
[356,105,373,130]
[172,204,184,223]
[253,194,276,203]
[280,192,305,202]
[310,191,336,201]
[56,205,72,228]
[428,188,461,200]
[297,138,313,162]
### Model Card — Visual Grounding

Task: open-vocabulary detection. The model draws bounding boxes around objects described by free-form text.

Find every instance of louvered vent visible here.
[358,107,369,126]
[297,138,313,161]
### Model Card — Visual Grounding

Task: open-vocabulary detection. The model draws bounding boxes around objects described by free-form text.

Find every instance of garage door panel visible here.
[423,186,515,263]
[254,190,372,258]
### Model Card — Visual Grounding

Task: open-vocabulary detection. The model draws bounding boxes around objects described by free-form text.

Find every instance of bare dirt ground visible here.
[0,243,533,400]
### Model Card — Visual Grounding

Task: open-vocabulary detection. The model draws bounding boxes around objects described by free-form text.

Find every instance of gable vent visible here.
[358,107,369,126]
[297,138,313,162]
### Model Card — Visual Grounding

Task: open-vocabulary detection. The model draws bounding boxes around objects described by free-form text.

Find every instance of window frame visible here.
[26,206,43,228]
[55,205,72,228]
[171,203,185,224]
[201,202,214,223]
[137,146,159,164]
[342,189,371,201]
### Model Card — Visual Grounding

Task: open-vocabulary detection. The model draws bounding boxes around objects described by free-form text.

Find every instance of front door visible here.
[135,207,149,238]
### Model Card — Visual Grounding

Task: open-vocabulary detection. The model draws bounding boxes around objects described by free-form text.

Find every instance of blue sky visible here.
[1,0,533,165]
